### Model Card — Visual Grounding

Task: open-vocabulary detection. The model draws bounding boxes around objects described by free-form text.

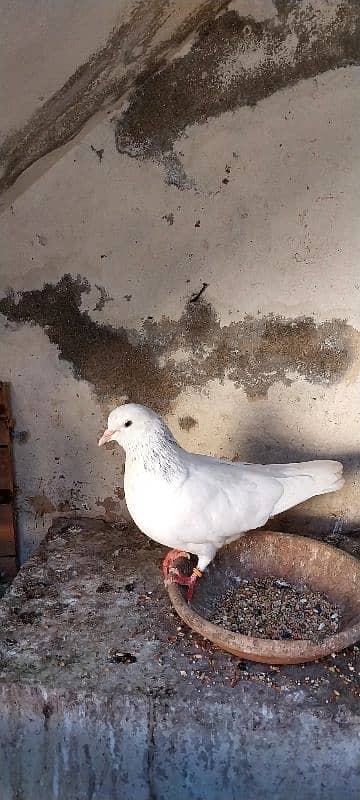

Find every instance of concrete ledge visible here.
[0,519,359,799]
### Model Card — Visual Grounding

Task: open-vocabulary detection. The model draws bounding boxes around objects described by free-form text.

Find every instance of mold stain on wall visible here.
[2,1,358,198]
[0,0,230,195]
[115,1,360,186]
[0,274,356,413]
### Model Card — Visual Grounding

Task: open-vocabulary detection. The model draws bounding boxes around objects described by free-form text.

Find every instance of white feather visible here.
[100,404,344,573]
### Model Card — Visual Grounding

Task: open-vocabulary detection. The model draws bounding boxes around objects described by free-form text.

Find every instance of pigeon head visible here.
[98,403,165,449]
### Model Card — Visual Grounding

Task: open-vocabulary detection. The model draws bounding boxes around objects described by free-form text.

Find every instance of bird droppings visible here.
[210,577,340,642]
[0,518,359,712]
[0,274,356,412]
[115,3,360,185]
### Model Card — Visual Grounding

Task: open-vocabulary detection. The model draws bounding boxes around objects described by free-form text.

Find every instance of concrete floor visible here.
[0,519,359,799]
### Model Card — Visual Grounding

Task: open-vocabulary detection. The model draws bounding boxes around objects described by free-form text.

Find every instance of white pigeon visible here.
[98,403,344,600]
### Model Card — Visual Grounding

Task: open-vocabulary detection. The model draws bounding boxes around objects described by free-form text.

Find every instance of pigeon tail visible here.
[271,460,344,516]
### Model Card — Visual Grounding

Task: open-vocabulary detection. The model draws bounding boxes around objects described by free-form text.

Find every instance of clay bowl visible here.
[167,530,360,664]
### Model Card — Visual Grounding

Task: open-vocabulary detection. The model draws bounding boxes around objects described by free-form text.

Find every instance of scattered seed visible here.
[209,576,340,642]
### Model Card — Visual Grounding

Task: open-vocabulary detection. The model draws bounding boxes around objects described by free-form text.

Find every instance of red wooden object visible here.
[0,384,17,579]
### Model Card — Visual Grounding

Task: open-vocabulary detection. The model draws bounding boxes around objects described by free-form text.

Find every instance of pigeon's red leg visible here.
[162,549,190,580]
[166,566,202,603]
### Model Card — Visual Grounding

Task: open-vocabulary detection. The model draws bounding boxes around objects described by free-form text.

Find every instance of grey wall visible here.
[0,0,360,561]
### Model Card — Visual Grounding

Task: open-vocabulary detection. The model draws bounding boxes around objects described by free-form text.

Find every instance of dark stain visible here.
[109,651,137,664]
[27,494,56,517]
[12,429,30,444]
[178,416,198,431]
[194,219,201,228]
[42,702,53,731]
[15,609,41,625]
[115,3,360,185]
[0,274,356,413]
[90,144,104,163]
[162,212,174,225]
[36,234,48,246]
[96,582,113,593]
[83,743,96,800]
[0,0,229,194]
[21,579,51,600]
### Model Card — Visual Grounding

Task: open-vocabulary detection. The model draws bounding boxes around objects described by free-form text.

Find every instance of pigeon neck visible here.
[125,425,186,480]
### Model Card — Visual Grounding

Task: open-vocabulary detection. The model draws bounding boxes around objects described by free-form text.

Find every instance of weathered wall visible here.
[0,0,360,562]
[0,0,229,199]
[0,0,135,144]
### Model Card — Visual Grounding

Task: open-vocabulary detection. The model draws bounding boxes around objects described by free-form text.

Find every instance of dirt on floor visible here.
[0,517,359,712]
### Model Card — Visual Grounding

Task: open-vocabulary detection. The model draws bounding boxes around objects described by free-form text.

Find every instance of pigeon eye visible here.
[124,420,133,428]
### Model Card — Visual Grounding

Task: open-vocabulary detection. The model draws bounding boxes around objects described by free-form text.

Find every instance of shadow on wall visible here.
[231,411,360,537]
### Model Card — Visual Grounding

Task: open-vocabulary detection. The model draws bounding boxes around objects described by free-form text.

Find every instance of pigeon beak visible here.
[98,428,115,446]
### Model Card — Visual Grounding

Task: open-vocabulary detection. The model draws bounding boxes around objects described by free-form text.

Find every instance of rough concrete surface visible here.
[0,518,359,799]
[0,0,360,565]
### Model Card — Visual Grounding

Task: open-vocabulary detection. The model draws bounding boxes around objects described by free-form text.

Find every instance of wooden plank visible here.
[0,556,17,578]
[0,383,11,421]
[0,504,16,556]
[0,421,10,446]
[0,446,12,492]
[0,383,17,577]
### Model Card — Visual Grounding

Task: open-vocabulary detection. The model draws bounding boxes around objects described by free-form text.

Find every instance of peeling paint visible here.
[96,496,124,521]
[115,1,360,186]
[0,275,356,412]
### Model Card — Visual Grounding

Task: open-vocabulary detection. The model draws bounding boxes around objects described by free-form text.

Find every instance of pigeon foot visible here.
[162,549,190,580]
[166,566,202,603]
